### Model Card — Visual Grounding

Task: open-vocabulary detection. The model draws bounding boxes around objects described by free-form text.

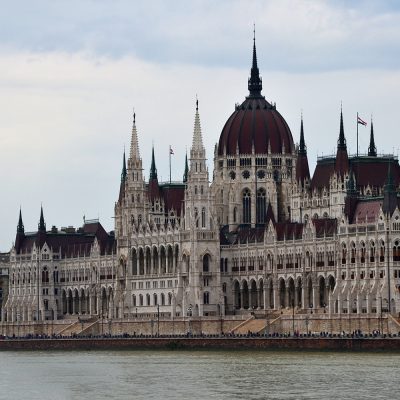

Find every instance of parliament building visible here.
[3,38,400,328]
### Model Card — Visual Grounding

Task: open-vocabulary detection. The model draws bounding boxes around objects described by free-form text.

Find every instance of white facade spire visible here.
[130,109,141,161]
[191,99,205,154]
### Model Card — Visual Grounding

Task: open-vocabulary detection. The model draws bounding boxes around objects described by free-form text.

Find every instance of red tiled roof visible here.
[352,200,382,224]
[311,161,335,189]
[159,184,185,216]
[352,159,400,188]
[15,222,115,257]
[312,218,337,237]
[275,222,303,241]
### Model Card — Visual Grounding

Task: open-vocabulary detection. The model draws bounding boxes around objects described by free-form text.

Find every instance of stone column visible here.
[312,285,318,311]
[78,295,82,315]
[285,286,289,308]
[151,251,154,275]
[301,284,307,309]
[263,284,268,310]
[366,293,371,314]
[273,284,279,310]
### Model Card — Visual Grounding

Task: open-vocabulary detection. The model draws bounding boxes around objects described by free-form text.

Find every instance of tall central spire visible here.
[368,120,377,157]
[337,106,347,150]
[248,26,263,97]
[149,146,158,180]
[17,208,24,234]
[38,205,46,232]
[130,109,141,161]
[191,98,204,152]
[298,115,306,155]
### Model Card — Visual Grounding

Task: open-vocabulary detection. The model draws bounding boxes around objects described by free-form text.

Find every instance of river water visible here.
[0,350,399,399]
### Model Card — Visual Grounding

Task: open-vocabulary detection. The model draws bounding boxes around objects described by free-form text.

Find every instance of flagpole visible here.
[169,145,171,184]
[357,112,359,157]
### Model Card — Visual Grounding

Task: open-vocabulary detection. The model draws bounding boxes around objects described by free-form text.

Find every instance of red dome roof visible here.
[218,97,294,156]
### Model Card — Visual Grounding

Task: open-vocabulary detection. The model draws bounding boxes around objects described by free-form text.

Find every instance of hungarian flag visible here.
[169,146,174,155]
[357,116,367,126]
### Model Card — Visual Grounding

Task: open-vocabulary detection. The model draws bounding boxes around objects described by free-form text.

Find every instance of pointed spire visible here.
[192,97,204,151]
[183,152,189,183]
[296,114,310,186]
[121,149,127,182]
[149,146,157,180]
[17,207,24,234]
[38,205,46,232]
[368,119,377,157]
[299,114,306,155]
[338,105,347,150]
[248,25,263,97]
[130,108,141,161]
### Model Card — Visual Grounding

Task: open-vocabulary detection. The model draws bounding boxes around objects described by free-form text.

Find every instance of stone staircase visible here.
[58,317,99,337]
[231,314,281,335]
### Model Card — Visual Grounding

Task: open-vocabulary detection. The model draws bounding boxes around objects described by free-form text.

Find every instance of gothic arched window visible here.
[256,188,267,224]
[242,189,251,224]
[201,207,206,228]
[203,254,210,272]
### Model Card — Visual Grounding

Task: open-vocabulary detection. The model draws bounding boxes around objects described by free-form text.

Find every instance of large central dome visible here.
[217,39,294,156]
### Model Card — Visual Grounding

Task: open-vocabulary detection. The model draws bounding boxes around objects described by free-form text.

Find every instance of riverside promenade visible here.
[1,334,400,352]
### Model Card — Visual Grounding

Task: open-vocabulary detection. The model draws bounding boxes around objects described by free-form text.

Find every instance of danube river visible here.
[0,350,399,399]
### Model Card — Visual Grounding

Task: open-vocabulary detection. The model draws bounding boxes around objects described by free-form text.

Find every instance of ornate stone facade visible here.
[3,38,400,325]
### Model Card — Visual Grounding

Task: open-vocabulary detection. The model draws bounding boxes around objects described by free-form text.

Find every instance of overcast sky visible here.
[1,0,400,250]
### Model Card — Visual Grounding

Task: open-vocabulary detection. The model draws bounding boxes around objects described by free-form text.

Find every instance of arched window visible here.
[132,294,136,307]
[393,240,400,262]
[161,293,165,306]
[146,293,151,306]
[168,293,172,305]
[194,208,199,228]
[360,242,366,263]
[139,294,143,306]
[242,189,251,224]
[380,240,385,262]
[203,291,210,305]
[350,242,356,264]
[203,254,210,272]
[233,207,237,223]
[154,293,158,305]
[201,207,206,228]
[370,241,375,262]
[41,267,49,283]
[341,244,347,264]
[256,188,266,224]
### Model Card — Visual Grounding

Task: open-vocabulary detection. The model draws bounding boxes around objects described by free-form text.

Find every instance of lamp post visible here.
[292,300,295,336]
[157,304,160,337]
[187,306,192,335]
[380,296,383,336]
